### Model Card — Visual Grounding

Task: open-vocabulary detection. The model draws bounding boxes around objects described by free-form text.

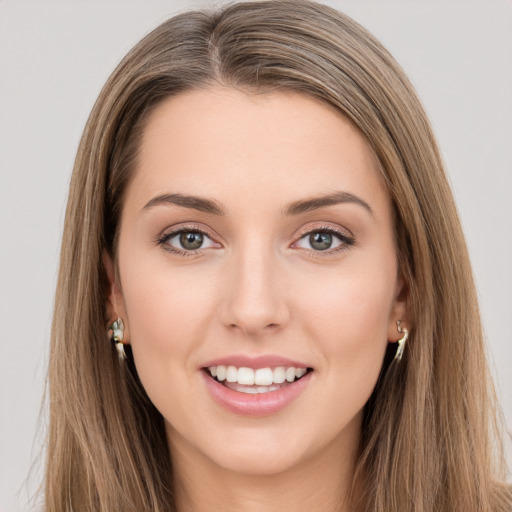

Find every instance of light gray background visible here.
[1,1,511,510]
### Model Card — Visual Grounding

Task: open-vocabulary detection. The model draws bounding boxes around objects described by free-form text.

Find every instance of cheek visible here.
[299,261,395,343]
[119,252,218,404]
[295,257,396,391]
[296,274,392,434]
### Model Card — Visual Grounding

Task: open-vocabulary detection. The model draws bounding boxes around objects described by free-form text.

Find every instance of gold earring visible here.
[108,318,126,360]
[395,320,408,361]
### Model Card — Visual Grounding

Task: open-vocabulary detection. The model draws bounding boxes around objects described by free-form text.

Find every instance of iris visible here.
[309,232,332,251]
[180,231,204,250]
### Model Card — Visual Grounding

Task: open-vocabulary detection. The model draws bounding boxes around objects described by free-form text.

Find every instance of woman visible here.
[46,1,511,511]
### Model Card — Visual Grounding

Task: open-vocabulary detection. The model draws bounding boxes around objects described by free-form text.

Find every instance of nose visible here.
[219,243,290,337]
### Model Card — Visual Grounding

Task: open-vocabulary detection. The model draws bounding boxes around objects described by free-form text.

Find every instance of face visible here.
[107,87,407,478]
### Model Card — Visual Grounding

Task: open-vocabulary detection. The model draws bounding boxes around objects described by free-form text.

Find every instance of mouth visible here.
[203,365,313,394]
[200,355,315,415]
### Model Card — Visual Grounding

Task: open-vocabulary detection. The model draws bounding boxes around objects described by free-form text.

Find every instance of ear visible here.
[387,273,410,343]
[102,250,130,344]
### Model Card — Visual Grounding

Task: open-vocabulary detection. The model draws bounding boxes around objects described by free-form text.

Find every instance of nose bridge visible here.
[221,236,288,334]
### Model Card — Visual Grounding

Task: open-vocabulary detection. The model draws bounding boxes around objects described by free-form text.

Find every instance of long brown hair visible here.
[46,1,511,510]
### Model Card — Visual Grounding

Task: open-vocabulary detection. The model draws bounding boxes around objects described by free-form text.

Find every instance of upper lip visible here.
[201,354,311,370]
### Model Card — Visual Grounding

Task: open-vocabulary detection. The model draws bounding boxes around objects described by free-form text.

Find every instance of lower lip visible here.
[201,370,313,416]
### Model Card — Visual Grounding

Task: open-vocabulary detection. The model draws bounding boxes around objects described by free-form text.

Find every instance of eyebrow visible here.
[283,191,374,217]
[142,191,373,217]
[142,193,225,215]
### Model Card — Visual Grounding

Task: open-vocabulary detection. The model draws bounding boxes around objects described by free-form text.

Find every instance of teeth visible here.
[273,367,286,384]
[295,368,307,378]
[216,365,226,381]
[224,383,284,394]
[285,367,296,382]
[208,365,309,385]
[254,368,273,386]
[239,386,258,394]
[226,366,238,383]
[238,367,255,385]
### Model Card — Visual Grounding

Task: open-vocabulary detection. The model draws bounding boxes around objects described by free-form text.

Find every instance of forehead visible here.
[126,86,389,216]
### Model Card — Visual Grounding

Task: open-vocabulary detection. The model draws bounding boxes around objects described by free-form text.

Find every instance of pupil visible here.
[310,232,332,251]
[180,231,203,250]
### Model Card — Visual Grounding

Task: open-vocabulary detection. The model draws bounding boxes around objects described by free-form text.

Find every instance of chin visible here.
[210,446,306,477]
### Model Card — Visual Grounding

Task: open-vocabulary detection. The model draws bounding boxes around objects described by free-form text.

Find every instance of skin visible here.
[105,86,408,512]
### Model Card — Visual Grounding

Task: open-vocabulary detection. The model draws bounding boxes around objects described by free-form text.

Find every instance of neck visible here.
[168,424,361,512]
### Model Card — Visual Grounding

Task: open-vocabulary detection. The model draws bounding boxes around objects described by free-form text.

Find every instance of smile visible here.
[206,365,309,394]
[201,360,314,416]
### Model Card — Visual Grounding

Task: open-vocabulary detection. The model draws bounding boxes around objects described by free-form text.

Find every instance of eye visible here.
[159,228,219,254]
[294,228,354,253]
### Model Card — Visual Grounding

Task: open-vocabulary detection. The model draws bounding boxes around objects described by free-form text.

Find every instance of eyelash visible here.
[156,224,216,257]
[294,225,355,257]
[156,225,355,257]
